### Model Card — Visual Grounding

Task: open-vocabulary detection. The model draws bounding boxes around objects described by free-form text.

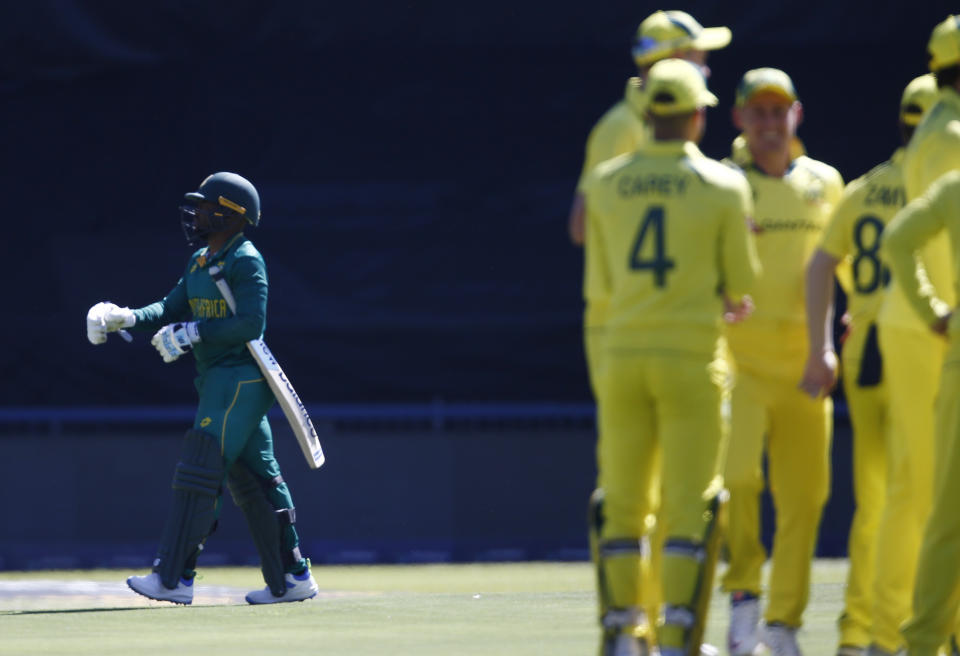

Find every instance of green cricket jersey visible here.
[132,233,268,374]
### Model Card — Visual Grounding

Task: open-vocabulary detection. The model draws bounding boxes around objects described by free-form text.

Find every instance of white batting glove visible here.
[103,304,135,331]
[151,322,201,363]
[87,302,136,345]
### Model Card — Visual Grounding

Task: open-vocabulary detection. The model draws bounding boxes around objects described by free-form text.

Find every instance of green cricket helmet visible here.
[180,172,261,247]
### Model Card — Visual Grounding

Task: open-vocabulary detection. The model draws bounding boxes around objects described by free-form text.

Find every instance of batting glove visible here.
[151,322,201,363]
[87,302,136,345]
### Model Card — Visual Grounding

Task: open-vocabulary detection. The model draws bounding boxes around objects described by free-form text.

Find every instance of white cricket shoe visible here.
[835,645,866,656]
[728,593,764,656]
[761,623,801,656]
[657,643,719,656]
[245,569,319,604]
[604,633,650,656]
[126,572,193,605]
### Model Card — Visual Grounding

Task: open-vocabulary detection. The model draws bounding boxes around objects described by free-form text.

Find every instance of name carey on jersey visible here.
[616,173,689,198]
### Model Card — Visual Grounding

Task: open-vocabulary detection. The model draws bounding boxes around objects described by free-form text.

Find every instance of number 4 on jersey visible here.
[629,205,675,287]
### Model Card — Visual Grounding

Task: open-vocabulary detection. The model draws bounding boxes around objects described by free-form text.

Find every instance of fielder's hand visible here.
[568,192,586,246]
[151,322,201,363]
[932,312,952,336]
[86,302,136,345]
[798,349,839,399]
[723,294,754,324]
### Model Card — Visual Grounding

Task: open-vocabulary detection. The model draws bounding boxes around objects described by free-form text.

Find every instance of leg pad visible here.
[661,489,729,656]
[153,430,224,588]
[227,461,301,596]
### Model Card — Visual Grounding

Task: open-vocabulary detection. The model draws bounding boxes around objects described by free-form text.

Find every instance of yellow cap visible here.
[900,73,938,126]
[644,58,719,116]
[735,68,798,107]
[929,15,960,71]
[632,10,731,67]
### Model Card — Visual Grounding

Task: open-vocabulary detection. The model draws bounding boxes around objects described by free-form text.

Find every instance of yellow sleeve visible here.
[820,182,859,293]
[827,169,845,205]
[720,178,761,299]
[825,170,852,292]
[907,121,960,199]
[882,176,956,326]
[576,103,643,191]
[583,176,611,307]
[819,183,856,261]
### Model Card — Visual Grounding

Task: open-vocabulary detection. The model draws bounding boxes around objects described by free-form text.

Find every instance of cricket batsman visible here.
[720,68,844,656]
[881,15,960,656]
[801,74,938,656]
[583,58,759,656]
[86,172,319,605]
[574,11,731,642]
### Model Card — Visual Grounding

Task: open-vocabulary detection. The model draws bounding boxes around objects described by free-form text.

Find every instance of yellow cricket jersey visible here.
[820,149,907,328]
[583,140,759,357]
[580,78,649,330]
[883,170,960,339]
[576,78,649,193]
[725,145,844,373]
[881,87,960,330]
[905,87,960,200]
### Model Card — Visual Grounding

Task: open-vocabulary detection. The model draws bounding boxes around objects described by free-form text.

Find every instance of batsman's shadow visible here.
[0,604,218,616]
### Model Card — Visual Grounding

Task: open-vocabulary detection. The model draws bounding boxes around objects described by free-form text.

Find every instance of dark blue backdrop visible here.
[2,0,953,405]
[0,2,952,566]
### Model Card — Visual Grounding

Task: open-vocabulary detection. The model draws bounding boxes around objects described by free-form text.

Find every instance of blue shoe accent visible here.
[731,590,758,605]
[180,576,194,588]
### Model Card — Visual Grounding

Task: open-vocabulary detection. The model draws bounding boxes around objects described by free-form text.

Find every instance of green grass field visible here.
[0,560,847,655]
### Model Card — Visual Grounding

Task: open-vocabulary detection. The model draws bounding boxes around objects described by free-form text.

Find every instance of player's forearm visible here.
[568,192,586,246]
[132,282,190,331]
[131,301,168,331]
[883,198,948,327]
[804,249,838,353]
[198,316,263,346]
[721,219,761,300]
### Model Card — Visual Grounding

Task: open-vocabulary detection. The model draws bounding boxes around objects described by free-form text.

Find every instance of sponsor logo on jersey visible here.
[754,217,822,233]
[200,417,212,427]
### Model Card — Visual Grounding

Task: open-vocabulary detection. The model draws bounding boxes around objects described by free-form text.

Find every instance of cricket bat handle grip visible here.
[208,265,238,315]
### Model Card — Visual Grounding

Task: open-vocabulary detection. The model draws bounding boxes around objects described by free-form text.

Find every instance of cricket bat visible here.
[208,265,325,469]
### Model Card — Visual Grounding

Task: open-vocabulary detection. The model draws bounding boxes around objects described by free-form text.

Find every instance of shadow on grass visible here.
[0,604,202,616]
